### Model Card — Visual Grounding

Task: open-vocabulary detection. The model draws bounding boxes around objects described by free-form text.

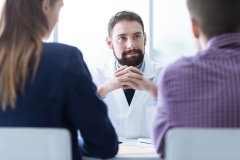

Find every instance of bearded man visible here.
[90,11,163,138]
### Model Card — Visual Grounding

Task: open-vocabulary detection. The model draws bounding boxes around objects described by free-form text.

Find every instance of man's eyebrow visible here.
[117,34,127,37]
[117,32,143,37]
[133,32,143,35]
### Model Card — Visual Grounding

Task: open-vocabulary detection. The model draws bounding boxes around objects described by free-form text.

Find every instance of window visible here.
[58,0,149,69]
[152,0,197,66]
[0,0,3,13]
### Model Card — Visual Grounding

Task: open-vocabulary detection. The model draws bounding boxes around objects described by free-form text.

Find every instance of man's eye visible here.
[134,35,141,39]
[119,37,126,40]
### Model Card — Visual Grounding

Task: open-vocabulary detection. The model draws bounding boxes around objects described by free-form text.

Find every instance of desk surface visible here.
[118,145,155,155]
[113,139,160,159]
[83,139,161,160]
[118,139,156,154]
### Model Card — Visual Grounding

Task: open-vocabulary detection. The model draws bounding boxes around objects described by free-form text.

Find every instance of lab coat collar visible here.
[142,54,155,79]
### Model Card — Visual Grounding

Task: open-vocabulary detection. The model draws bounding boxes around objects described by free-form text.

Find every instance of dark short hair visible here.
[187,0,240,38]
[108,11,144,37]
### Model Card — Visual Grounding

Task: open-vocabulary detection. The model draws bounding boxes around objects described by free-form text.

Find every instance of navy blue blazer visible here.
[0,42,118,160]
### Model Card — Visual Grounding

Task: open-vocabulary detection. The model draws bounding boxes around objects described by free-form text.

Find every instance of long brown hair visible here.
[0,0,57,110]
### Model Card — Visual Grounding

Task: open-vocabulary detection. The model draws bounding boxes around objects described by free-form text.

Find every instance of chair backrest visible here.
[0,128,72,160]
[165,128,240,160]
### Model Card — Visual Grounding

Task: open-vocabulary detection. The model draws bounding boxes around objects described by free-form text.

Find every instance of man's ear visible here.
[191,19,199,39]
[144,32,147,46]
[106,36,113,49]
[42,0,50,14]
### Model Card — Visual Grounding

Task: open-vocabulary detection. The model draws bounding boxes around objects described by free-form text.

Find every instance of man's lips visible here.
[126,52,138,56]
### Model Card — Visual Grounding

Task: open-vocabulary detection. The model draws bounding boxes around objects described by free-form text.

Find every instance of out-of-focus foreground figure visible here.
[151,0,240,158]
[0,0,118,160]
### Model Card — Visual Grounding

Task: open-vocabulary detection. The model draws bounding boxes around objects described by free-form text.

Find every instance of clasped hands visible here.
[97,66,157,100]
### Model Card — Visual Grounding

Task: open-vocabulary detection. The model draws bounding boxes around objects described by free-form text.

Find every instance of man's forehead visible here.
[112,20,143,36]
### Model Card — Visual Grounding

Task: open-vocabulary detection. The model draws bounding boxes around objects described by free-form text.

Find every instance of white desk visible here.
[83,139,162,160]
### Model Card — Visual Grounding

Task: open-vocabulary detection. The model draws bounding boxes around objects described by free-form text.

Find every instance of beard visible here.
[113,47,144,67]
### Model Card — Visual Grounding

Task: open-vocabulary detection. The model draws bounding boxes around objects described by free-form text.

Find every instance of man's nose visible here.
[126,39,136,50]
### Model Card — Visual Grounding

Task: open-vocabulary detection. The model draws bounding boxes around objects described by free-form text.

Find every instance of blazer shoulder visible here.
[39,43,84,75]
[42,42,82,58]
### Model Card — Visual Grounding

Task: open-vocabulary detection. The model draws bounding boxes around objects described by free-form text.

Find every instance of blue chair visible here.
[0,128,72,160]
[165,128,240,160]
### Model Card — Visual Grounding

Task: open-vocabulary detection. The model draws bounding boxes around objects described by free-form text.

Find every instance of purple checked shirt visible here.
[151,33,240,157]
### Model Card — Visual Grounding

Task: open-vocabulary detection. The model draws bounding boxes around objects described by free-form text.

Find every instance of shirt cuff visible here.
[154,100,157,105]
[96,93,104,101]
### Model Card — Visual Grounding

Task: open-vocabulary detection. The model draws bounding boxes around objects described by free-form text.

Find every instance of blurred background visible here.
[0,0,197,69]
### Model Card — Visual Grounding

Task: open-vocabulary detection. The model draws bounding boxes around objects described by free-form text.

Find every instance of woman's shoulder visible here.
[42,42,81,56]
[40,42,83,68]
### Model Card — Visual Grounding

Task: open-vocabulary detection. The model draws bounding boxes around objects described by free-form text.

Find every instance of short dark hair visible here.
[187,0,240,38]
[108,11,144,37]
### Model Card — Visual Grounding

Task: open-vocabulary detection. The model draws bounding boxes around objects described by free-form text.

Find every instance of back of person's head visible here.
[108,11,144,37]
[0,0,58,110]
[187,0,240,39]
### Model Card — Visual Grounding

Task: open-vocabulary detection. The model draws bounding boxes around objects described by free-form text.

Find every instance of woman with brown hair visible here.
[0,0,118,159]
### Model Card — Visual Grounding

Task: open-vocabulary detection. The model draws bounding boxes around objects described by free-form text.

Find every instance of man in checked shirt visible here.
[151,0,240,158]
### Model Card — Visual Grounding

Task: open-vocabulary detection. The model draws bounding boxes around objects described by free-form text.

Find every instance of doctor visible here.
[90,11,162,138]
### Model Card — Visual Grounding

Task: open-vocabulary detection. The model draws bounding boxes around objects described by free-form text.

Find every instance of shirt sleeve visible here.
[153,100,157,105]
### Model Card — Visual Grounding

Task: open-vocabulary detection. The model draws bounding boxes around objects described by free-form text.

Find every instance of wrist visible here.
[97,82,111,98]
[97,84,107,98]
[147,83,157,100]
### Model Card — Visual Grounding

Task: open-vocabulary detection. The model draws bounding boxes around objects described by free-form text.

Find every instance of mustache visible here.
[122,49,143,56]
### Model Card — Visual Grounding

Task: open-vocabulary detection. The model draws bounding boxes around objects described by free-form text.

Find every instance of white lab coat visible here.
[90,54,163,138]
